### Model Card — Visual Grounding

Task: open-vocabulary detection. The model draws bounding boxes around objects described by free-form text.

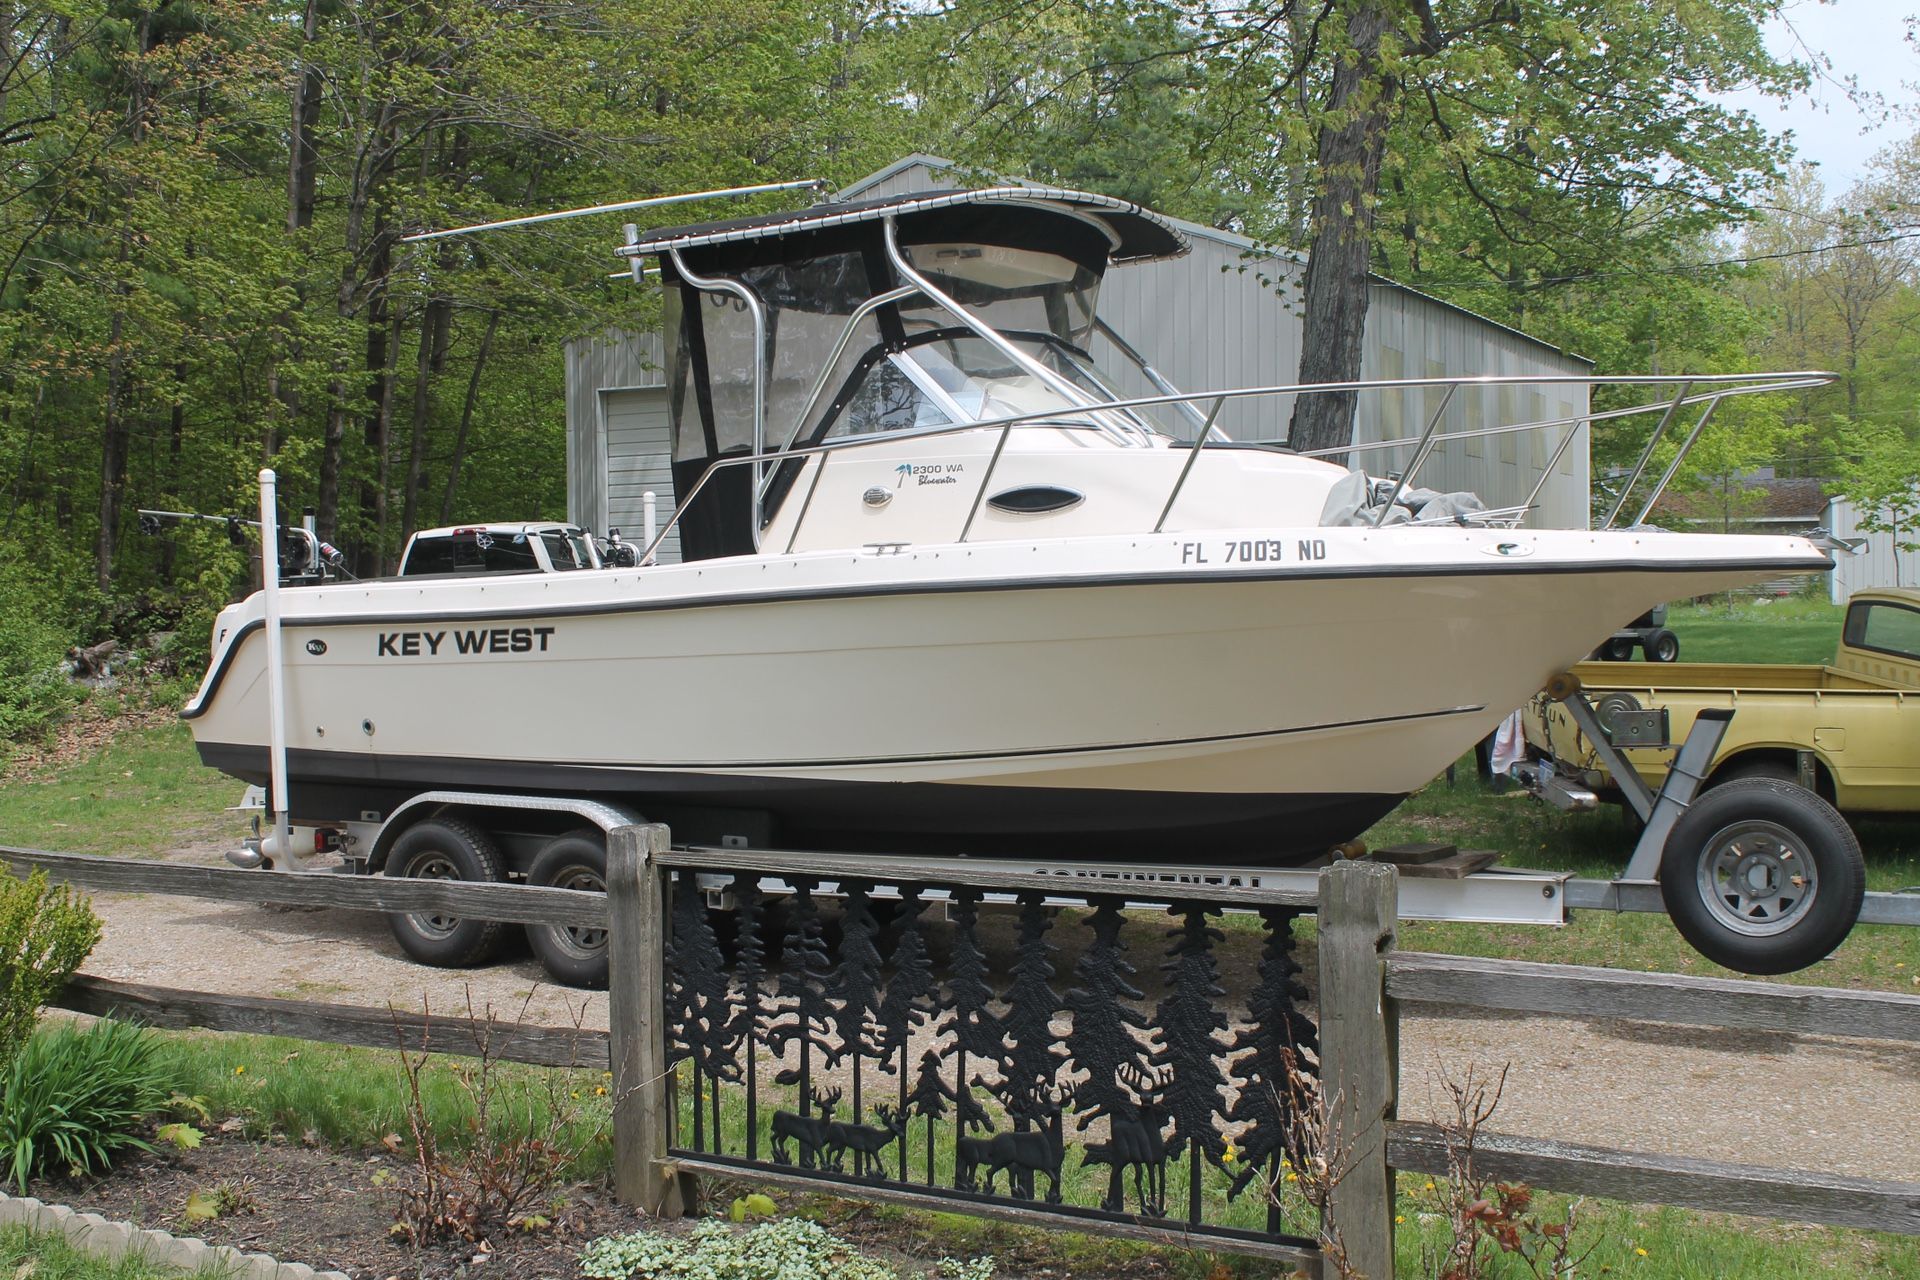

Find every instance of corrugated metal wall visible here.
[1827,496,1918,603]
[565,156,1594,533]
[565,329,663,532]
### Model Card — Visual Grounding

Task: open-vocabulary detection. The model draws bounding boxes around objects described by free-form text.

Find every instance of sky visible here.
[1719,0,1917,193]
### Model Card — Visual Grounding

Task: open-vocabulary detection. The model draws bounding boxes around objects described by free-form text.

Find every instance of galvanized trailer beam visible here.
[1563,877,1920,928]
[670,846,1572,925]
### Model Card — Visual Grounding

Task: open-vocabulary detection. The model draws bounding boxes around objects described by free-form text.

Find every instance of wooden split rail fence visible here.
[6,836,1920,1279]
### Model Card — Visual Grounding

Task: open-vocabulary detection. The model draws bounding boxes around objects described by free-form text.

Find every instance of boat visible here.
[182,185,1834,863]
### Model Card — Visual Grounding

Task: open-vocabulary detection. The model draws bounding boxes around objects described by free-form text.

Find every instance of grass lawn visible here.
[1662,594,1845,665]
[0,717,243,855]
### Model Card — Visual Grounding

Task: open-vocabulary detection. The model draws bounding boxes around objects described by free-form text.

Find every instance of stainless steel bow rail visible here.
[11,838,1918,1276]
[638,369,1838,565]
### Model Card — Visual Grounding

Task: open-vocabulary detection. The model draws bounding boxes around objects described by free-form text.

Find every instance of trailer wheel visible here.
[385,818,508,967]
[1659,779,1863,975]
[1646,628,1680,662]
[525,831,609,989]
[1601,637,1636,661]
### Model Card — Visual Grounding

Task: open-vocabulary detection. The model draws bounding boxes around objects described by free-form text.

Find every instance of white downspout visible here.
[258,469,293,862]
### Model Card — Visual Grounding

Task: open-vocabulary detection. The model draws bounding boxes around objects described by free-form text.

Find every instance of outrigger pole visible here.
[257,469,293,864]
[400,179,830,244]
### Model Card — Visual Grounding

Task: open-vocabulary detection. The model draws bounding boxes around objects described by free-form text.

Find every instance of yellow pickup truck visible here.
[1524,587,1920,817]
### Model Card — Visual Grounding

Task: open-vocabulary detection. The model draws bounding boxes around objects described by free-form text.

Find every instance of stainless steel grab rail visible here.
[635,370,1839,565]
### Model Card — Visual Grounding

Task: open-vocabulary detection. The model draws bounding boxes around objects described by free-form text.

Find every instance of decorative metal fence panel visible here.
[662,869,1320,1254]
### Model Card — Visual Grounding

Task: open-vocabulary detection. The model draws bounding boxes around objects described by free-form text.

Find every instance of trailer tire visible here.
[1646,629,1680,663]
[1601,637,1636,661]
[385,818,509,967]
[1659,779,1863,975]
[525,832,609,989]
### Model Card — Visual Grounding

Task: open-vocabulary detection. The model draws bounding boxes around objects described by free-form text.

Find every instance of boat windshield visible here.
[819,330,1182,441]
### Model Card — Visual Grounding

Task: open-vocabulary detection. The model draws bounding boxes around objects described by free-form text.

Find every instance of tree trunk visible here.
[441,309,499,524]
[1288,2,1399,462]
[96,306,129,594]
[287,0,322,234]
[399,295,450,544]
[270,0,325,459]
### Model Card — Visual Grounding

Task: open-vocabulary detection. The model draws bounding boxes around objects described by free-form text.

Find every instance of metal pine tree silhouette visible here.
[666,872,739,1151]
[1149,902,1233,1225]
[870,886,939,1180]
[729,876,769,1159]
[1063,899,1162,1211]
[1224,907,1320,1229]
[996,894,1067,1133]
[945,887,999,1190]
[765,882,843,1120]
[836,883,888,1174]
[904,1046,957,1184]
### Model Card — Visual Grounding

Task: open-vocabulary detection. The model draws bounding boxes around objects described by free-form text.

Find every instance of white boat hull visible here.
[185,525,1828,861]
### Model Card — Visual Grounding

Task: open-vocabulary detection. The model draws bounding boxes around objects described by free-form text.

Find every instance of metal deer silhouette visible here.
[983,1083,1076,1203]
[1081,1062,1173,1216]
[825,1103,908,1179]
[770,1084,841,1170]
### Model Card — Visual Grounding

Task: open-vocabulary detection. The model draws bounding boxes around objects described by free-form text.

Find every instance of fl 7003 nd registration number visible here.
[1180,538,1328,564]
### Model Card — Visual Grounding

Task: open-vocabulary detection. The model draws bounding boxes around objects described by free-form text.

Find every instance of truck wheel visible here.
[1659,779,1863,975]
[1601,637,1635,661]
[526,832,609,989]
[1646,629,1680,662]
[385,818,508,967]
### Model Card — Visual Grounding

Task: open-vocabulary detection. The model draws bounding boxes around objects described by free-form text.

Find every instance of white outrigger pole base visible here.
[258,469,294,864]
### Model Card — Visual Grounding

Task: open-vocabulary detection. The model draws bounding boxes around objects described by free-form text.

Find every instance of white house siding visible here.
[1827,495,1918,603]
[564,156,1595,541]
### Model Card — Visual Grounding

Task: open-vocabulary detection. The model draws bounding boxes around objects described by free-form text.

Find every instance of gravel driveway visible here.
[77,841,1920,1184]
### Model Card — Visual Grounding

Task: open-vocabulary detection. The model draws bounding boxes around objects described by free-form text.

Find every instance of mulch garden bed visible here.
[40,1132,1228,1279]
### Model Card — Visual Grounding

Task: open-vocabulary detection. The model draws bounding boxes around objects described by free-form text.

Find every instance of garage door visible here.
[603,388,679,564]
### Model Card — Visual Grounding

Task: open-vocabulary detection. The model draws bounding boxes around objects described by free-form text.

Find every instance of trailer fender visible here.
[362,791,646,872]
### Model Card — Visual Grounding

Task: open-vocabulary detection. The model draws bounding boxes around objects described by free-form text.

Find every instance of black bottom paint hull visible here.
[195,743,1404,864]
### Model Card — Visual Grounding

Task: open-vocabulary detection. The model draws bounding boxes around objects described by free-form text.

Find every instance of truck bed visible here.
[1569,660,1903,694]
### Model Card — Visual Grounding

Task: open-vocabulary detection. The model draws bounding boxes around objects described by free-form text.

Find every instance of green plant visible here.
[933,1256,997,1280]
[0,867,102,1071]
[579,1218,902,1280]
[0,1019,175,1191]
[184,1176,258,1223]
[0,566,81,748]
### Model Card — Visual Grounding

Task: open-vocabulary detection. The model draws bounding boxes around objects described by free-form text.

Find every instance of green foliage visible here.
[0,1019,176,1193]
[933,1257,998,1280]
[1840,419,1920,552]
[0,566,81,748]
[0,868,102,1072]
[579,1218,905,1280]
[729,1191,778,1221]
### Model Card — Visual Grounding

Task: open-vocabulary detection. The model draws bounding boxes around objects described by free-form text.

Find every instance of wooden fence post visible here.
[1317,859,1399,1280]
[608,823,692,1217]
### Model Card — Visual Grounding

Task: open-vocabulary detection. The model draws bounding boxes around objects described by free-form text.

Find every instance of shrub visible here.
[579,1218,907,1280]
[0,1019,175,1192]
[0,868,101,1072]
[0,570,79,746]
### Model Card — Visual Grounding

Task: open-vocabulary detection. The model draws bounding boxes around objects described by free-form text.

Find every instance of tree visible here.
[835,882,887,1170]
[993,895,1067,1135]
[765,885,844,1118]
[1263,0,1801,455]
[1062,900,1156,1130]
[1223,907,1318,1231]
[870,887,939,1176]
[666,872,741,1151]
[1148,903,1232,1224]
